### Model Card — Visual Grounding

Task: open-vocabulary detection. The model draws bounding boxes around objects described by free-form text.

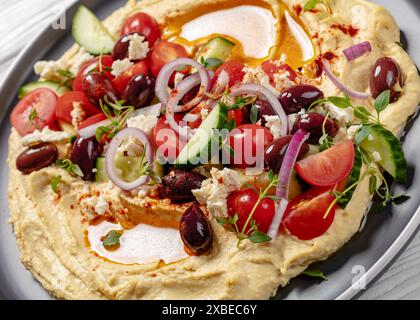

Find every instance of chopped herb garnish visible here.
[50,175,62,194]
[28,107,38,128]
[303,268,328,281]
[56,159,84,177]
[319,111,334,152]
[102,230,122,247]
[249,104,259,124]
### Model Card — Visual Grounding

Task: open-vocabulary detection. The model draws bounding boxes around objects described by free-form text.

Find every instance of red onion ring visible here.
[155,58,211,106]
[322,60,370,99]
[183,113,201,122]
[105,127,154,191]
[213,70,230,95]
[230,83,288,137]
[267,129,310,242]
[78,119,112,139]
[343,41,371,62]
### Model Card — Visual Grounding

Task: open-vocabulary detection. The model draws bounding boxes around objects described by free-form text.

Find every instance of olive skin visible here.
[82,72,120,106]
[279,84,325,115]
[179,202,213,255]
[292,112,339,144]
[16,142,58,174]
[264,136,309,172]
[112,32,144,61]
[370,57,403,102]
[160,170,206,203]
[70,137,103,181]
[122,74,155,109]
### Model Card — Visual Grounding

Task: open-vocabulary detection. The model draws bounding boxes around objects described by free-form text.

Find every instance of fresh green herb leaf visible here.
[353,106,371,122]
[50,175,62,194]
[69,135,77,144]
[369,175,377,195]
[56,159,84,177]
[374,90,391,114]
[304,0,319,11]
[303,268,328,281]
[28,107,38,127]
[248,231,271,243]
[355,125,371,145]
[102,230,122,247]
[250,104,259,124]
[327,95,351,109]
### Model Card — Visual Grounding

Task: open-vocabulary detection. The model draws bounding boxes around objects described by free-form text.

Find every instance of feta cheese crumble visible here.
[128,34,149,61]
[372,151,382,162]
[111,58,134,77]
[71,101,86,129]
[242,65,279,96]
[328,103,354,124]
[95,194,109,215]
[192,168,241,218]
[263,115,283,139]
[34,60,65,82]
[21,127,69,146]
[127,113,159,135]
[70,47,94,75]
[347,125,362,140]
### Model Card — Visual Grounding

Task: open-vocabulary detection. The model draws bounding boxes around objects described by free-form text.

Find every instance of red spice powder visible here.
[331,23,359,37]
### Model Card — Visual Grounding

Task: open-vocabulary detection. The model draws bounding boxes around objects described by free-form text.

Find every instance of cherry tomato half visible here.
[261,61,297,86]
[227,188,276,234]
[282,186,336,240]
[11,88,58,136]
[120,12,161,47]
[73,55,114,92]
[211,60,245,92]
[79,113,108,130]
[111,60,149,95]
[295,140,355,187]
[149,40,189,78]
[153,114,186,162]
[228,124,273,168]
[56,91,100,124]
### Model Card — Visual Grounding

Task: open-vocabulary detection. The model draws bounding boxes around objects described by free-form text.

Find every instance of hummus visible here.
[7,0,420,300]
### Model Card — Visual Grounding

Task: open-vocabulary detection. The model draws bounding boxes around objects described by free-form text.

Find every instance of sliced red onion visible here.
[213,70,230,95]
[78,119,112,139]
[267,129,310,242]
[322,60,370,99]
[183,113,201,122]
[230,83,288,137]
[343,41,371,62]
[155,58,211,105]
[105,127,154,191]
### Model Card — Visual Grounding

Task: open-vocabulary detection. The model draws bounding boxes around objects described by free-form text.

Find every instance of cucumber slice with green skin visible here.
[95,157,109,183]
[360,124,407,184]
[72,5,115,55]
[338,147,362,208]
[196,37,235,70]
[176,103,228,168]
[18,81,71,99]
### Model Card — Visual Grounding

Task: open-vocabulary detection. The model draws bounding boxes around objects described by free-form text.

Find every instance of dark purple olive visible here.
[179,202,213,255]
[279,84,324,115]
[82,72,120,106]
[292,112,339,144]
[122,73,155,109]
[370,57,403,102]
[160,170,206,202]
[254,99,276,125]
[112,32,144,61]
[70,137,103,181]
[16,143,58,174]
[264,136,309,172]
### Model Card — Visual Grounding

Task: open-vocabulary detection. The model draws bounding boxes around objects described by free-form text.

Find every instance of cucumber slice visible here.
[95,157,109,183]
[196,37,235,70]
[360,124,407,184]
[338,147,362,208]
[176,103,228,167]
[19,81,71,98]
[72,5,115,55]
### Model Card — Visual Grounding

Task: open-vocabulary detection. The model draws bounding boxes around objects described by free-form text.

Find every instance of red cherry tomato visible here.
[73,55,114,91]
[212,60,245,91]
[121,12,161,47]
[295,140,355,187]
[227,188,276,233]
[261,61,297,86]
[11,88,58,136]
[56,91,100,124]
[153,114,186,162]
[79,113,108,130]
[228,124,273,168]
[111,60,149,95]
[282,187,336,240]
[227,108,248,126]
[149,40,189,78]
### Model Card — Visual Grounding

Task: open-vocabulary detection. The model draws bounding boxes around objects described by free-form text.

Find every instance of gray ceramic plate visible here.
[0,0,419,300]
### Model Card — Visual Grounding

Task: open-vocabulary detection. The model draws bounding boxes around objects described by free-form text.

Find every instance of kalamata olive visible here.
[160,170,206,202]
[255,99,276,125]
[279,84,324,114]
[82,72,120,106]
[122,73,155,109]
[264,136,309,172]
[70,136,103,181]
[370,57,403,102]
[292,112,339,144]
[112,32,144,61]
[179,202,213,255]
[16,143,58,174]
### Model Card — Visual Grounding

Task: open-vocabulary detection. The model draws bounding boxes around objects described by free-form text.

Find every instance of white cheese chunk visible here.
[128,34,149,61]
[242,65,279,96]
[263,115,283,139]
[70,47,94,75]
[347,125,362,140]
[127,113,159,135]
[21,127,69,146]
[71,101,86,129]
[192,168,241,218]
[95,194,109,215]
[328,103,354,124]
[111,58,134,77]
